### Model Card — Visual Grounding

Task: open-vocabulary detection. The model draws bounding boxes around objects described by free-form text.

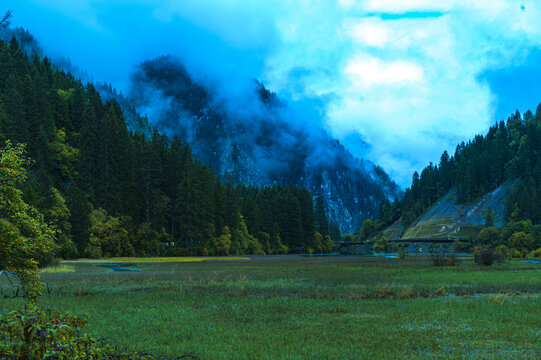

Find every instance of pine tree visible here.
[0,141,55,300]
[66,185,90,254]
[315,195,328,238]
[0,36,327,258]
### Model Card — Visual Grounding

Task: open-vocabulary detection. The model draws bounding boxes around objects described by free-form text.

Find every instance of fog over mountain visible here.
[4,0,541,231]
[101,55,402,232]
[0,23,401,233]
[5,1,541,188]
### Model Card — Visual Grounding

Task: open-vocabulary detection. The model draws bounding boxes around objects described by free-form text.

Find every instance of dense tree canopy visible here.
[0,37,335,258]
[397,108,541,227]
[0,141,54,300]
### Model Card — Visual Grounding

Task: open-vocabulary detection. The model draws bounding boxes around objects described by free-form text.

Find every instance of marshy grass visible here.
[68,256,250,263]
[39,265,76,273]
[2,255,540,359]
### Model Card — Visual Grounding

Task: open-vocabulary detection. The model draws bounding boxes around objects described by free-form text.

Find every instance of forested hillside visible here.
[1,24,403,234]
[0,37,336,259]
[101,56,402,233]
[359,107,541,258]
[398,109,541,227]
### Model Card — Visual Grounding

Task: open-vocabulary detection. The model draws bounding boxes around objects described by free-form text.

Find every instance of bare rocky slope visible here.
[383,181,517,240]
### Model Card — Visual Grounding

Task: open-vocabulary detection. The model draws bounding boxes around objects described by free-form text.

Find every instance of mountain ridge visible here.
[1,28,403,233]
[105,55,402,232]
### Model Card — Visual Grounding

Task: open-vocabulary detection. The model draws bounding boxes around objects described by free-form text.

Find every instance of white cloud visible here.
[347,18,390,47]
[361,0,455,13]
[149,0,279,48]
[345,55,424,86]
[338,0,356,10]
[15,0,541,188]
[256,0,541,187]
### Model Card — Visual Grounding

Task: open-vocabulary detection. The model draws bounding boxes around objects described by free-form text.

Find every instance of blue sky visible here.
[4,0,541,188]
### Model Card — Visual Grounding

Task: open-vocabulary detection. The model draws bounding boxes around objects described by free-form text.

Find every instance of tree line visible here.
[0,37,336,259]
[399,108,541,227]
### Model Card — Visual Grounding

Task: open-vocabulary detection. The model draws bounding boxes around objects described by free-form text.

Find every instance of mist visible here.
[126,55,370,179]
[4,0,541,188]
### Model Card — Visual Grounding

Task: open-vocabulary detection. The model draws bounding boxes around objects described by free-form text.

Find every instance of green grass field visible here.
[1,256,540,359]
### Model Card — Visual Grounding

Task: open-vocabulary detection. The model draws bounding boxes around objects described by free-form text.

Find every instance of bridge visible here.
[338,238,470,254]
[339,238,469,247]
[388,238,468,244]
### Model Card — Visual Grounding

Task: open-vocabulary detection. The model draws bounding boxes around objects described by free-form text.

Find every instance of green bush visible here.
[530,248,541,258]
[473,245,505,266]
[164,246,188,257]
[428,244,457,266]
[0,306,158,359]
[38,254,61,269]
[0,305,105,359]
[398,247,406,259]
[494,245,508,262]
[454,240,471,253]
[509,248,522,258]
[509,231,536,252]
[373,236,388,253]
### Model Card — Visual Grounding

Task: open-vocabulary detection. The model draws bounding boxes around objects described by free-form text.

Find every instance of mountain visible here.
[2,25,402,233]
[100,56,402,233]
[398,109,541,227]
[0,36,337,258]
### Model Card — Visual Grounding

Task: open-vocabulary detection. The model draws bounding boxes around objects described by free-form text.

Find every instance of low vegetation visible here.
[1,257,540,359]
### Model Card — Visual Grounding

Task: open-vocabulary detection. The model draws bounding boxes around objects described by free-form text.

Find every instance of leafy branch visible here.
[0,10,12,29]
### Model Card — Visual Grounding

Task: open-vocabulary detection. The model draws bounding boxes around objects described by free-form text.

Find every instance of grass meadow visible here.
[1,255,540,359]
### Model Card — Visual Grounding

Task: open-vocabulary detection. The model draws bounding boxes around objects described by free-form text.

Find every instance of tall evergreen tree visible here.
[0,36,332,258]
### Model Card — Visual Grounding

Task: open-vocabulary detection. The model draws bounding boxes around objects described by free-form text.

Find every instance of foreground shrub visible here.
[473,245,506,266]
[429,244,457,266]
[530,248,541,258]
[494,245,508,262]
[0,306,158,359]
[372,236,388,253]
[0,305,103,359]
[0,142,56,300]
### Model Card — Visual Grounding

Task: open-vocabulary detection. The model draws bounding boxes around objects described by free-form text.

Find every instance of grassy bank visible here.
[1,256,540,359]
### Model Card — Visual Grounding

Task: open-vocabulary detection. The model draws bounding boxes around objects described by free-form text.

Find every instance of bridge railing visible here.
[339,238,469,246]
